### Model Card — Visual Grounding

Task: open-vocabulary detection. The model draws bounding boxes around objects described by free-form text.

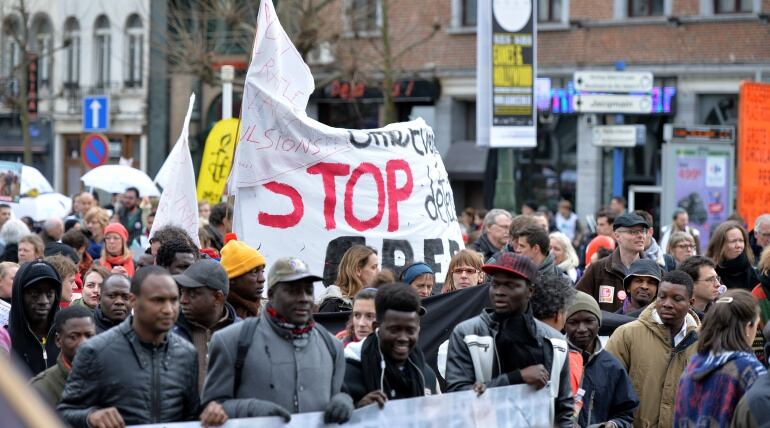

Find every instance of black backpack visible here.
[233,317,339,395]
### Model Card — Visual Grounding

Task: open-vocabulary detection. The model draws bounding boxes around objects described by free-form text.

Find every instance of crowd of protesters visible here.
[2,190,770,427]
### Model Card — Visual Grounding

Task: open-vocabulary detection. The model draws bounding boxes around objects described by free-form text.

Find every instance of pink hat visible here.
[104,223,129,243]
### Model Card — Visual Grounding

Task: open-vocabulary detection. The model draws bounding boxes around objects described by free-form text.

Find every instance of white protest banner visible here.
[129,383,552,428]
[150,94,200,246]
[230,0,463,287]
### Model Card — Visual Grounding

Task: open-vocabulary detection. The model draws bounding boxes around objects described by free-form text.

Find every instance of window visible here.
[350,0,381,33]
[629,0,664,16]
[715,0,753,13]
[125,15,143,88]
[462,0,477,26]
[539,0,563,21]
[94,15,111,88]
[1,17,21,79]
[32,17,53,88]
[63,18,80,89]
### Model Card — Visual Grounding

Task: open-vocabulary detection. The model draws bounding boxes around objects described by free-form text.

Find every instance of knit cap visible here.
[566,291,602,325]
[104,223,129,243]
[220,240,266,279]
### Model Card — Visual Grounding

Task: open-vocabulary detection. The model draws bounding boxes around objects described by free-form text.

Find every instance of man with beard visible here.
[617,259,661,316]
[93,274,132,333]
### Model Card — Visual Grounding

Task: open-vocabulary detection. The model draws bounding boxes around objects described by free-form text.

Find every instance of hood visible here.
[9,261,62,336]
[637,304,700,347]
[688,351,755,382]
[315,284,350,306]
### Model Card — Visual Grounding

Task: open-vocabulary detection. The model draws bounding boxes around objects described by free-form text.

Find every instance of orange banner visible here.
[737,81,770,229]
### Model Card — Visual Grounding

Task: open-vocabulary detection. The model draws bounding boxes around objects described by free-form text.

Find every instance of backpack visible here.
[233,317,339,395]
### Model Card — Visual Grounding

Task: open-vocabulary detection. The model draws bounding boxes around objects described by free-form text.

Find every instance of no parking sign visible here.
[81,133,110,168]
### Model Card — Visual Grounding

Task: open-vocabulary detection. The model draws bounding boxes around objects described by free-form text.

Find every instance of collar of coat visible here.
[637,304,700,350]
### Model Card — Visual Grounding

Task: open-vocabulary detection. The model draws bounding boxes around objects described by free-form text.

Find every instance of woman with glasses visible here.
[665,231,697,269]
[549,232,580,283]
[706,221,759,291]
[673,290,765,427]
[441,249,484,293]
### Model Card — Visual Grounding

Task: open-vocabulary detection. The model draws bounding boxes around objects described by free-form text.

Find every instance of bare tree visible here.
[1,0,33,165]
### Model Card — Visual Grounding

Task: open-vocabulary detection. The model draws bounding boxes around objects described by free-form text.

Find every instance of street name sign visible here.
[82,96,109,132]
[592,125,645,147]
[574,71,654,93]
[573,94,653,114]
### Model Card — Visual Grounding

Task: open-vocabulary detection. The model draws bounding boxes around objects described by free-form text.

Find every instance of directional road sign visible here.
[82,96,109,132]
[592,125,646,147]
[573,94,653,114]
[574,71,654,93]
[81,133,110,168]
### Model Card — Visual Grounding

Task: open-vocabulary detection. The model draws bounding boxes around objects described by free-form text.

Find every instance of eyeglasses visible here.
[453,267,479,275]
[617,228,647,237]
[675,244,696,250]
[492,223,511,230]
[698,276,721,285]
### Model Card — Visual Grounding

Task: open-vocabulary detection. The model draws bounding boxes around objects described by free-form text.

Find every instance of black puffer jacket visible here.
[57,317,200,427]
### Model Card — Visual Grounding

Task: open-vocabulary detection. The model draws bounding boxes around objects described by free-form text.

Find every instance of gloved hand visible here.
[324,393,354,424]
[248,400,291,422]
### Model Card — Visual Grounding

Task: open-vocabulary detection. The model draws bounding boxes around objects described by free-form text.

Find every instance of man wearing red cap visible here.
[445,252,574,427]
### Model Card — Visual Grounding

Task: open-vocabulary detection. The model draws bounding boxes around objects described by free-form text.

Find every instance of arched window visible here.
[63,17,80,89]
[1,16,21,81]
[31,15,53,88]
[94,15,111,88]
[125,14,143,88]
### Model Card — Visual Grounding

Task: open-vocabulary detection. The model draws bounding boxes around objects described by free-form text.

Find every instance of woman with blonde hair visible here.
[84,207,110,260]
[442,249,484,293]
[549,232,580,282]
[706,221,758,291]
[665,231,696,268]
[99,223,135,277]
[317,245,379,312]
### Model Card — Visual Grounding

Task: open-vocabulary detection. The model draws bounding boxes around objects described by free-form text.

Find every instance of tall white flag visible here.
[150,94,200,246]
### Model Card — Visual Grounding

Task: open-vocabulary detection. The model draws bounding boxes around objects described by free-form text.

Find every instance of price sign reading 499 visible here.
[491,0,535,128]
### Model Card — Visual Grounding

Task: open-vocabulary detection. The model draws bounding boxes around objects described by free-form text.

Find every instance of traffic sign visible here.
[592,125,646,147]
[81,133,110,168]
[573,71,653,93]
[82,96,109,132]
[573,94,653,114]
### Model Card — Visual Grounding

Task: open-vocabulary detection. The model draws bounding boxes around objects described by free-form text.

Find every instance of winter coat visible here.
[344,334,438,404]
[605,305,700,428]
[674,351,765,427]
[86,239,102,261]
[573,340,638,428]
[93,305,122,334]
[201,308,346,416]
[577,248,635,313]
[30,354,70,406]
[0,242,18,262]
[445,306,574,427]
[731,371,770,428]
[8,262,61,376]
[57,317,200,427]
[718,253,760,291]
[469,233,501,262]
[316,285,353,313]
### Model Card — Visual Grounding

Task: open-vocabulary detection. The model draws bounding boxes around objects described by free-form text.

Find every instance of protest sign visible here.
[197,118,239,204]
[230,0,463,285]
[0,161,22,203]
[150,94,199,246]
[128,383,552,428]
[737,81,770,228]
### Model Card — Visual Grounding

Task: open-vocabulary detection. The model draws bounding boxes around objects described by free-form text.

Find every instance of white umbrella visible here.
[81,165,160,197]
[13,193,72,221]
[20,165,53,194]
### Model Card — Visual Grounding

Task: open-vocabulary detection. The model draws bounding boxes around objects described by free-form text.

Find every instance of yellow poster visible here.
[197,118,239,204]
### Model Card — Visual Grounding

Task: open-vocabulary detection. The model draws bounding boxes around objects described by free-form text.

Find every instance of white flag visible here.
[150,94,200,246]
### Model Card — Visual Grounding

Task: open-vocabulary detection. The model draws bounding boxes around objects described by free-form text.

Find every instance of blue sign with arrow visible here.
[82,96,109,132]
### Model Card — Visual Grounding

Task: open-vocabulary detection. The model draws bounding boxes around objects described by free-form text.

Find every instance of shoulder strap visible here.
[233,317,259,396]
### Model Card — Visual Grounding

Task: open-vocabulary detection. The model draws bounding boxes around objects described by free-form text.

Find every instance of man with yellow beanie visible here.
[220,240,267,318]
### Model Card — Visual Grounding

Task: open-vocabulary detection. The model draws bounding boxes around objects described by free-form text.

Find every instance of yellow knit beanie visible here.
[220,240,266,279]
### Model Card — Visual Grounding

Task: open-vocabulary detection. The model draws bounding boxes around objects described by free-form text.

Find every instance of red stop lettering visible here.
[257,181,304,228]
[344,163,385,232]
[385,160,413,231]
[307,162,351,230]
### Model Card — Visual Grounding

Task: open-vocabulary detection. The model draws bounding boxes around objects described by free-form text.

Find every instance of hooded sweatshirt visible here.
[8,261,62,376]
[674,351,765,427]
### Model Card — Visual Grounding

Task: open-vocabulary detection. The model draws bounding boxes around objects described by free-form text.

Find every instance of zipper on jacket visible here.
[152,348,160,422]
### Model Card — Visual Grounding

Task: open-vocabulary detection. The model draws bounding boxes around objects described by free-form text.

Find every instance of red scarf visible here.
[265,305,315,336]
[100,253,135,277]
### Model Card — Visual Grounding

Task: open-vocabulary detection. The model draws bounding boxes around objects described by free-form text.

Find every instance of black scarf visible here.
[493,305,543,375]
[719,252,757,290]
[359,334,426,400]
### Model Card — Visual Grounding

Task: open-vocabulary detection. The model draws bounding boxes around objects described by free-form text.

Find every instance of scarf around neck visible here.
[264,303,315,342]
[360,333,426,400]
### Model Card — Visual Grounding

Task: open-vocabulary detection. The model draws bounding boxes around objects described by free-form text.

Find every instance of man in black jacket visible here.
[344,283,438,408]
[8,259,61,376]
[57,266,227,428]
[93,274,132,333]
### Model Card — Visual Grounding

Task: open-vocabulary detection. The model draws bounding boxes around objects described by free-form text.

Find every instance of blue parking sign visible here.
[83,96,109,132]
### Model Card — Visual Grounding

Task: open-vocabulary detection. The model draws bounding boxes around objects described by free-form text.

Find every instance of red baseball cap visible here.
[482,252,538,282]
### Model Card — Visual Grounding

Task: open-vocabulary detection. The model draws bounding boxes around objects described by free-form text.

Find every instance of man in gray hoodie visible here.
[201,256,352,424]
